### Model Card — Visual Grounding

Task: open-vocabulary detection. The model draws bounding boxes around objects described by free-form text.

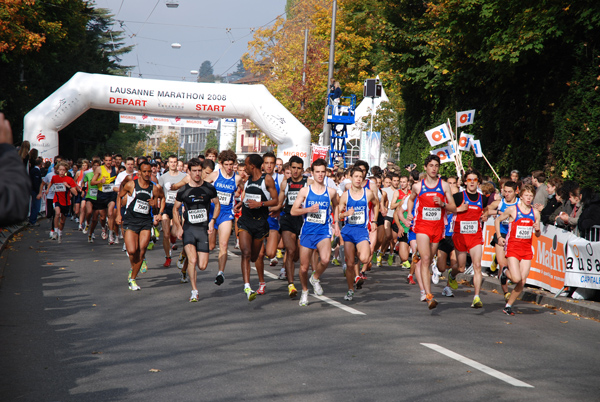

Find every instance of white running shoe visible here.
[344,290,354,301]
[83,224,89,234]
[114,235,119,245]
[420,291,427,302]
[122,243,127,252]
[49,231,55,239]
[299,290,309,306]
[75,217,79,224]
[57,233,62,244]
[431,265,440,285]
[442,286,454,297]
[278,268,286,280]
[309,272,323,296]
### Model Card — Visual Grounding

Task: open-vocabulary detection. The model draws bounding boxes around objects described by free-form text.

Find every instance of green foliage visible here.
[88,123,153,157]
[158,133,186,158]
[204,130,219,152]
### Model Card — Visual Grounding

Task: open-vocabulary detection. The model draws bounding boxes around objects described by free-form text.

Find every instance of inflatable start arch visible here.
[23,72,311,164]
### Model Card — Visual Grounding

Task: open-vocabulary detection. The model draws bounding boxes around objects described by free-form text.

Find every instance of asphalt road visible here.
[1,220,599,402]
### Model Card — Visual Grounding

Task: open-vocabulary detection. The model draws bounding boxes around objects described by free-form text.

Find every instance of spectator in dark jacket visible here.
[578,187,600,241]
[0,113,31,227]
[28,157,44,226]
[541,177,563,225]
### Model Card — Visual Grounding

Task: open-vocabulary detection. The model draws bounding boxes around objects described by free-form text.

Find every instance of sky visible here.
[97,0,287,81]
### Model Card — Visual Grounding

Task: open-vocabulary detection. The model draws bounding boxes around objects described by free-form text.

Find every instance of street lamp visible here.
[171,43,182,49]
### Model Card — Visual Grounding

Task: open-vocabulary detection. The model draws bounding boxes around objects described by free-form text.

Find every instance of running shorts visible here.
[279,214,304,236]
[238,216,270,241]
[341,225,370,245]
[123,218,153,233]
[438,235,455,255]
[452,232,484,253]
[299,232,330,250]
[183,225,210,253]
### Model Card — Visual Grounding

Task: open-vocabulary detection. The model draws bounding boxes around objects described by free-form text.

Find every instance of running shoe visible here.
[128,279,141,291]
[234,240,240,249]
[442,286,454,297]
[171,244,178,251]
[407,274,417,285]
[402,260,411,269]
[147,241,154,250]
[257,282,266,295]
[342,264,347,277]
[180,270,189,283]
[344,290,354,301]
[490,254,497,272]
[412,252,421,264]
[153,227,160,239]
[276,249,283,259]
[448,273,458,290]
[504,292,511,302]
[189,290,199,302]
[245,287,257,302]
[75,217,79,223]
[78,225,83,231]
[431,264,440,285]
[299,290,308,306]
[108,232,115,245]
[471,295,483,309]
[101,227,107,240]
[88,235,94,243]
[288,283,297,298]
[140,260,148,273]
[269,258,278,267]
[354,275,364,290]
[57,233,62,244]
[83,224,89,234]
[503,306,515,316]
[420,291,427,302]
[278,268,286,280]
[163,257,172,268]
[309,272,323,296]
[426,293,438,309]
[500,267,508,285]
[332,258,341,266]
[119,232,123,239]
[122,243,127,252]
[51,231,57,240]
[70,215,74,221]
[215,273,225,286]
[177,252,185,269]
[49,230,54,239]
[464,264,474,275]
[376,254,382,267]
[388,254,394,266]
[113,235,119,245]
[128,269,132,280]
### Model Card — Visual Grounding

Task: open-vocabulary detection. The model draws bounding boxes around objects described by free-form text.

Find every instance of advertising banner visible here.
[311,144,329,163]
[120,113,219,129]
[564,238,600,290]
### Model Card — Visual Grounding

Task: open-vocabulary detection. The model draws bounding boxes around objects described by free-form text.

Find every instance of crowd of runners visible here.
[24,144,555,316]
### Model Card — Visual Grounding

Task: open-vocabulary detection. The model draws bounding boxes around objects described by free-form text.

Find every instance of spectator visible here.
[28,157,44,226]
[28,148,38,170]
[510,170,520,182]
[541,177,563,225]
[18,140,31,171]
[550,180,579,225]
[532,170,548,209]
[0,113,32,227]
[555,186,582,232]
[577,187,600,240]
[481,181,500,204]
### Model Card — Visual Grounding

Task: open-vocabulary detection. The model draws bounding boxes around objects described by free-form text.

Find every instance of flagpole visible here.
[482,152,501,182]
[447,118,463,177]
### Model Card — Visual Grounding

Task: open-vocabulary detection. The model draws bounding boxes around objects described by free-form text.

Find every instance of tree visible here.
[204,130,219,152]
[198,60,215,83]
[90,123,154,157]
[158,132,186,157]
[234,60,246,76]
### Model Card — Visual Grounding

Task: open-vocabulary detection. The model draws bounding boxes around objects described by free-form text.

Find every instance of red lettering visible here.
[110,97,147,107]
[109,97,116,104]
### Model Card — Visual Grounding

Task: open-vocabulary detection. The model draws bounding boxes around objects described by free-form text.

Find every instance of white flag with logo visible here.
[430,145,456,164]
[458,132,474,151]
[424,123,451,147]
[456,109,476,127]
[471,139,483,157]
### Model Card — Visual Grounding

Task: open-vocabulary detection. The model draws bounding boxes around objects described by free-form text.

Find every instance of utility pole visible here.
[301,28,309,110]
[322,0,337,147]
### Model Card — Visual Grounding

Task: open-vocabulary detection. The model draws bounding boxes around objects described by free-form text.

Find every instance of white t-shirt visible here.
[115,170,136,189]
[43,171,55,200]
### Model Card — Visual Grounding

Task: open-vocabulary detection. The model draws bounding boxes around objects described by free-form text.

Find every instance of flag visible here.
[430,145,455,164]
[457,109,476,127]
[471,139,483,157]
[458,132,474,151]
[424,123,451,147]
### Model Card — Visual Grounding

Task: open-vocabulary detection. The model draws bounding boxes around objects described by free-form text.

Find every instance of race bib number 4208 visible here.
[422,207,441,221]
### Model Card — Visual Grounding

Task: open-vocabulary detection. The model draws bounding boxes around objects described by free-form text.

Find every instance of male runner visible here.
[50,162,79,243]
[233,154,279,301]
[406,155,457,309]
[382,173,399,266]
[173,158,220,302]
[495,184,541,315]
[91,154,119,244]
[261,152,284,271]
[277,155,307,298]
[159,155,188,267]
[291,158,340,307]
[204,149,243,285]
[338,166,378,301]
[116,161,163,291]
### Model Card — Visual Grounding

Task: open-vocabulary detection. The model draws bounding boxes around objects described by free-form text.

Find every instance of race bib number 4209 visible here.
[188,209,208,224]
[306,209,326,224]
[422,207,441,221]
[516,225,533,239]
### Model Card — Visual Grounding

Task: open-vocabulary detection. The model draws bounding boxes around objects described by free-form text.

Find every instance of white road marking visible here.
[252,266,366,315]
[421,343,534,388]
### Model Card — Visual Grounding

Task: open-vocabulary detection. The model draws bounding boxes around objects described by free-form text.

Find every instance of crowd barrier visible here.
[481,218,600,295]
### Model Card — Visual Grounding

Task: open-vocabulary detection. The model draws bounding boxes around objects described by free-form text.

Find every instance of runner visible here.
[434,211,458,297]
[391,175,411,268]
[172,158,219,302]
[406,155,457,309]
[83,159,102,242]
[338,166,378,301]
[116,161,163,291]
[75,160,90,230]
[448,169,488,308]
[90,154,119,244]
[261,152,284,272]
[495,184,541,315]
[50,161,79,244]
[233,154,279,301]
[291,158,340,307]
[204,149,243,286]
[487,180,519,300]
[277,155,308,298]
[158,155,188,267]
[382,173,399,266]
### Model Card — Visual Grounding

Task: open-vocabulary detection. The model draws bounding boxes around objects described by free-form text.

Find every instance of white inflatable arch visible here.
[23,72,311,164]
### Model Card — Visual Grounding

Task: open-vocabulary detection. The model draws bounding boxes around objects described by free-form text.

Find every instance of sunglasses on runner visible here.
[465,178,478,183]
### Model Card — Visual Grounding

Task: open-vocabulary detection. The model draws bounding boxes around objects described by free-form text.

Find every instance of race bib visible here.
[218,191,232,205]
[422,207,441,221]
[166,190,177,204]
[287,192,298,205]
[244,193,261,205]
[188,209,207,224]
[102,184,113,193]
[133,199,150,214]
[460,221,478,234]
[53,183,66,192]
[306,209,326,224]
[88,189,98,197]
[516,225,533,239]
[347,210,365,225]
